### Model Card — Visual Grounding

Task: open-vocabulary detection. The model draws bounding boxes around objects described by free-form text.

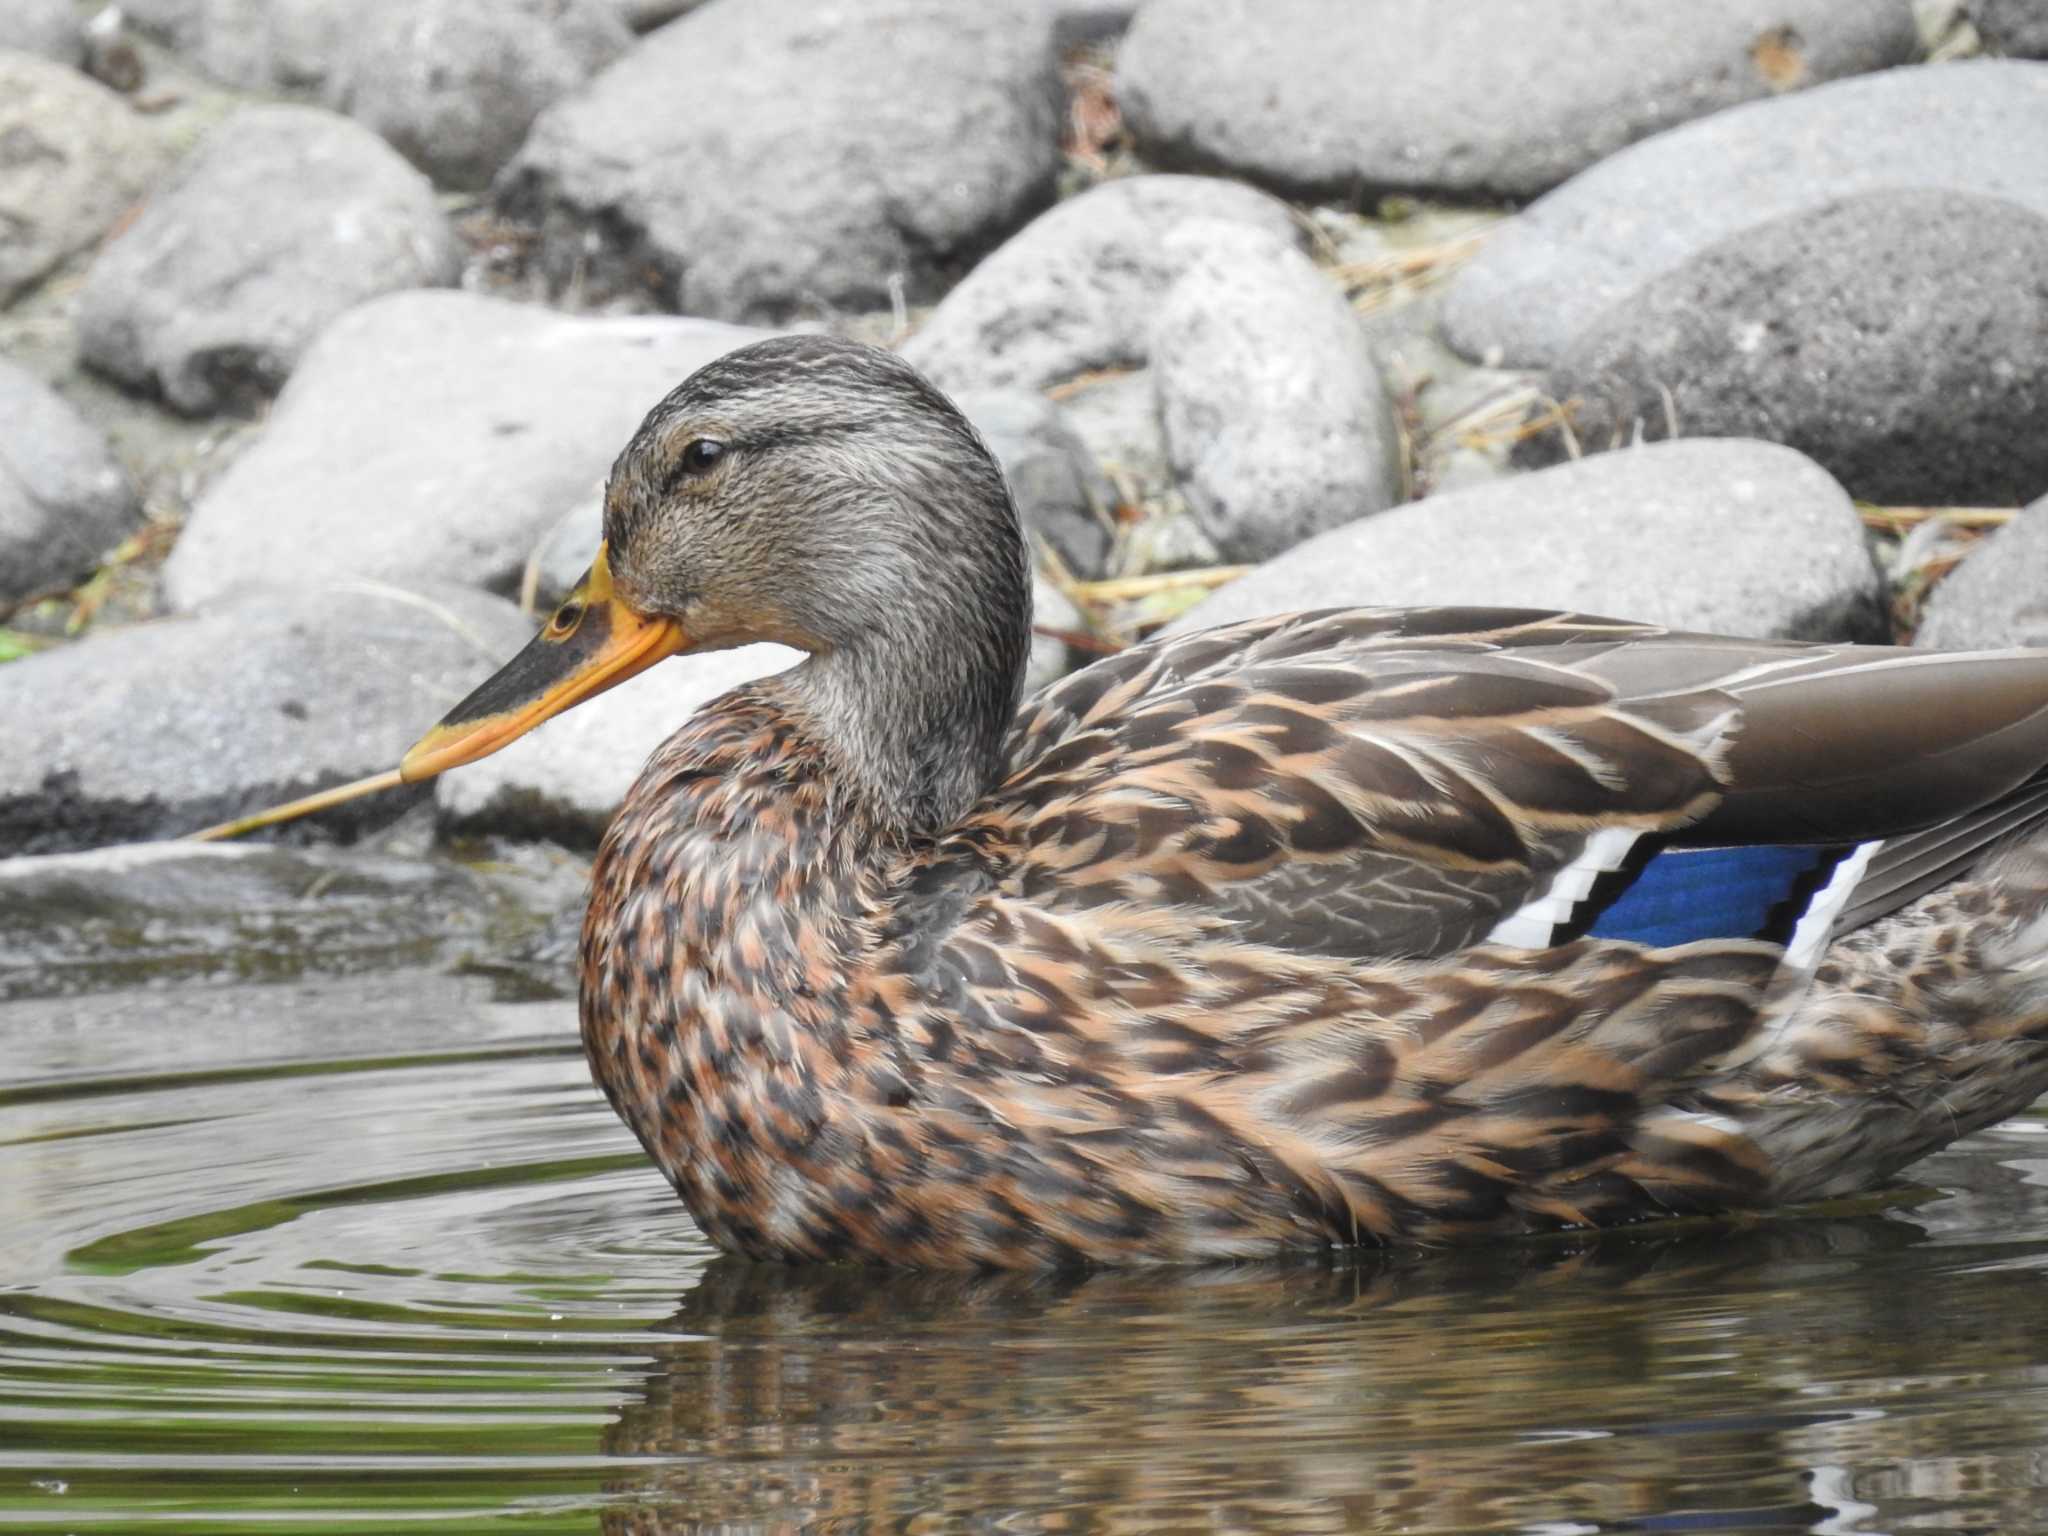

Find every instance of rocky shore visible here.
[2,0,2045,982]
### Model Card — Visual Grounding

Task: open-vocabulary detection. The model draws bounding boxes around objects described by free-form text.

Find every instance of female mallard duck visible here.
[401,335,2048,1268]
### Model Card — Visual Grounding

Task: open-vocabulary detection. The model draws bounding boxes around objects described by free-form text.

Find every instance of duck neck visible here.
[775,560,1031,842]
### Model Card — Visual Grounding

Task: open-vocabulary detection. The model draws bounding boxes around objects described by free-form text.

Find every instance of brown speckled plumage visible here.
[561,336,2048,1268]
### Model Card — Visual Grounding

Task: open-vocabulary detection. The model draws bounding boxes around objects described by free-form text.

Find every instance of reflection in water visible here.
[3,954,2048,1532]
[609,1217,2048,1534]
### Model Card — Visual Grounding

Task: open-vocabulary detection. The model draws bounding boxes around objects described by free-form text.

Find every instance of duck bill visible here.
[399,543,686,783]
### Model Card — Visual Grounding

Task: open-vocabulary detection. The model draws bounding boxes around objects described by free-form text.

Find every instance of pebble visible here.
[1538,190,2048,507]
[0,52,169,304]
[1151,224,1401,562]
[1118,0,1917,202]
[76,105,461,417]
[0,582,533,856]
[1916,494,2048,650]
[901,175,1302,394]
[0,362,141,605]
[1441,60,2048,367]
[498,0,1062,321]
[162,292,765,612]
[1173,439,1883,642]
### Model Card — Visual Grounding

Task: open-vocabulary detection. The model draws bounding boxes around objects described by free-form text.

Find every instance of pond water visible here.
[7,853,2048,1533]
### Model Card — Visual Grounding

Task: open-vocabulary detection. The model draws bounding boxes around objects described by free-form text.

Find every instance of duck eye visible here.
[679,438,725,476]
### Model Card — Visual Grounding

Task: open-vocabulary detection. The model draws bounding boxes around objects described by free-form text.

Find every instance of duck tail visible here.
[1629,830,2048,1211]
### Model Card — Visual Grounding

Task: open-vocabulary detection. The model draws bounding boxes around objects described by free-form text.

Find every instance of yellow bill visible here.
[400,541,687,783]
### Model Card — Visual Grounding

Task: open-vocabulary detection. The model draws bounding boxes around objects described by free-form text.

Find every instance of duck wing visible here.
[990,607,2048,962]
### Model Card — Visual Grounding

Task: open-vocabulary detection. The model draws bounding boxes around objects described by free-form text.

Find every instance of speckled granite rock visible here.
[901,175,1302,393]
[162,292,766,612]
[0,52,168,303]
[1118,0,1917,201]
[336,0,630,190]
[1152,224,1400,563]
[1173,439,1882,642]
[499,0,1061,321]
[1442,60,2048,368]
[76,105,461,416]
[1539,190,2048,507]
[0,583,534,855]
[1917,494,2048,650]
[0,362,141,604]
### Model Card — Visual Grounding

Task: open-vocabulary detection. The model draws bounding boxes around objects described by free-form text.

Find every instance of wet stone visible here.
[901,174,1302,394]
[0,582,534,856]
[75,104,461,417]
[1537,190,2048,507]
[1441,60,2048,368]
[0,361,141,605]
[499,0,1062,321]
[0,51,170,304]
[162,292,766,612]
[1174,439,1883,643]
[1117,0,1916,202]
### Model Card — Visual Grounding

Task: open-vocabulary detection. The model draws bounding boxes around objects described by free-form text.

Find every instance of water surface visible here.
[6,852,2048,1533]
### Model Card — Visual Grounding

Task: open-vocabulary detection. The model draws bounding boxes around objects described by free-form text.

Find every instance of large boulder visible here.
[1152,225,1401,562]
[76,105,461,416]
[0,583,534,855]
[1118,0,1917,201]
[498,0,1063,321]
[0,52,169,303]
[162,292,766,612]
[1539,190,2048,507]
[901,174,1303,394]
[0,362,141,605]
[1441,60,2048,368]
[1173,439,1883,642]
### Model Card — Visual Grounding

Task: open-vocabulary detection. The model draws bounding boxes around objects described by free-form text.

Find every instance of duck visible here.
[397,334,2048,1269]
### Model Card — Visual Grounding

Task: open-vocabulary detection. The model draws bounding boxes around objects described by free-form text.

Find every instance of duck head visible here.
[401,335,1033,835]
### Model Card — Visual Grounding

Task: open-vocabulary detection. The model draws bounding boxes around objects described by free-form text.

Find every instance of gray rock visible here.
[0,361,141,603]
[1173,439,1883,642]
[1539,190,2048,507]
[499,0,1062,321]
[1916,494,2048,649]
[0,52,169,303]
[1117,0,1917,203]
[952,389,1115,578]
[1442,60,2048,368]
[527,486,606,611]
[611,0,706,29]
[162,291,766,612]
[1152,225,1401,563]
[0,0,83,63]
[1972,0,2048,56]
[75,105,461,416]
[901,174,1302,393]
[120,0,352,93]
[335,0,631,191]
[0,582,535,855]
[1056,366,1226,571]
[437,643,799,842]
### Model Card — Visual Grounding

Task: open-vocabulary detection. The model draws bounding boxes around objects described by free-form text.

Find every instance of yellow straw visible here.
[181,767,407,843]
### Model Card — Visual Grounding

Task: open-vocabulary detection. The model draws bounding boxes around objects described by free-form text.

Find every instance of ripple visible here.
[7,970,2048,1533]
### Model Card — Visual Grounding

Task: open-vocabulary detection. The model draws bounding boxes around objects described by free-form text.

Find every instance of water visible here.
[7,851,2048,1533]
